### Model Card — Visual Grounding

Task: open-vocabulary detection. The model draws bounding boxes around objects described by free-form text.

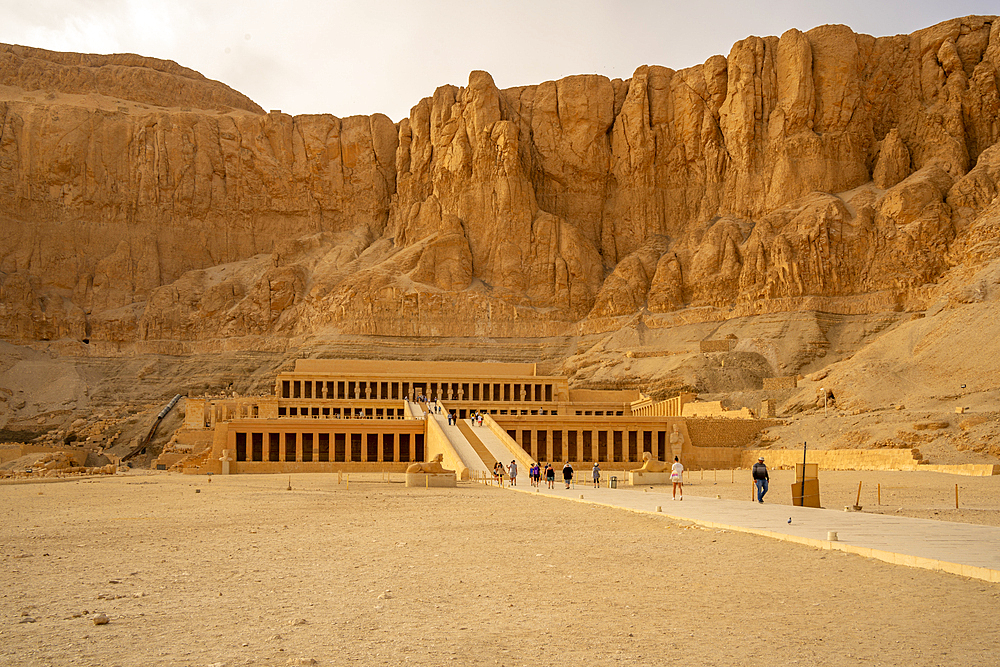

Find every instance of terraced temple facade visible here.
[162,359,778,475]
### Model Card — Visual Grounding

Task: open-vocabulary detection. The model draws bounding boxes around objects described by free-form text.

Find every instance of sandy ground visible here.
[2,472,999,667]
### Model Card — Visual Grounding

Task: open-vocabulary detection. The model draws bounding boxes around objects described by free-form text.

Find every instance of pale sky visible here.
[2,0,997,121]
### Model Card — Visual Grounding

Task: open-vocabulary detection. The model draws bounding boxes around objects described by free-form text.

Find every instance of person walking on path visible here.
[545,463,555,488]
[493,461,504,486]
[670,456,684,500]
[508,460,518,486]
[530,463,540,487]
[562,462,574,489]
[753,457,769,503]
[592,462,601,488]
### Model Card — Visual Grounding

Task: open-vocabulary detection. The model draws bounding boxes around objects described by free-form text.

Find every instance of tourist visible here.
[753,457,769,503]
[508,460,518,486]
[477,413,484,427]
[529,462,539,487]
[545,463,555,488]
[671,456,684,500]
[493,461,504,485]
[592,462,601,488]
[562,461,573,489]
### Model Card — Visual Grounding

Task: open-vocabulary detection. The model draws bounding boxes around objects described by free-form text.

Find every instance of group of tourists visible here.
[489,453,772,504]
[526,462,561,488]
[493,460,520,486]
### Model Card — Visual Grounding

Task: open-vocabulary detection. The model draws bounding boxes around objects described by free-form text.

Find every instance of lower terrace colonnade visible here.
[224,419,426,469]
[507,425,671,464]
[486,416,691,466]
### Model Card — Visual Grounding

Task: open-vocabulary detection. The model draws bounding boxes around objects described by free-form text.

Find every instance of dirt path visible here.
[3,472,999,666]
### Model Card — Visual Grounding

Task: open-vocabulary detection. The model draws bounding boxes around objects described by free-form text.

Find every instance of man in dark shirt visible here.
[752,457,769,503]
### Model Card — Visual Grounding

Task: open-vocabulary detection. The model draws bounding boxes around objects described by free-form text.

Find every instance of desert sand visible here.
[3,472,999,667]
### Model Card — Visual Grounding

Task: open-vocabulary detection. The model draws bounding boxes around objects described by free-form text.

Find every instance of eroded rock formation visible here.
[0,16,998,348]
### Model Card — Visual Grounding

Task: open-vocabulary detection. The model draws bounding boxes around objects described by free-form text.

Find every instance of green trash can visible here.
[610,476,618,489]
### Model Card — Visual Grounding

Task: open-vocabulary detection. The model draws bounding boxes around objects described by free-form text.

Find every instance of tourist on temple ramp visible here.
[562,462,574,489]
[508,460,518,486]
[592,462,601,488]
[671,456,684,500]
[545,463,555,488]
[753,457,769,503]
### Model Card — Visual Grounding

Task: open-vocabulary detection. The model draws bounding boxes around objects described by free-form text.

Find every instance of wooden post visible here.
[955,484,959,509]
[878,483,881,505]
[800,442,807,509]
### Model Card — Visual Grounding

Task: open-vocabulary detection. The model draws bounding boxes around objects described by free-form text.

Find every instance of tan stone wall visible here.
[762,376,798,390]
[918,464,1000,477]
[682,402,756,419]
[699,340,732,353]
[0,444,89,466]
[742,448,921,471]
[685,418,783,449]
[740,449,998,475]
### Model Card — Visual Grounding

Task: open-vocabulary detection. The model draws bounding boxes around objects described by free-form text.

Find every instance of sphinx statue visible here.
[631,451,669,473]
[406,453,453,474]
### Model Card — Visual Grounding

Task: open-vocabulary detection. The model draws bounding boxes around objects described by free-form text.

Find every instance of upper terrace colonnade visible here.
[274,359,568,406]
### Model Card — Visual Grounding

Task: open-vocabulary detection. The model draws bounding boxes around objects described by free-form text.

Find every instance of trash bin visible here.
[610,476,618,489]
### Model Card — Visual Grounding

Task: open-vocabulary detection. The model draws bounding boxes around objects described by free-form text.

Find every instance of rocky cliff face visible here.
[1,16,999,355]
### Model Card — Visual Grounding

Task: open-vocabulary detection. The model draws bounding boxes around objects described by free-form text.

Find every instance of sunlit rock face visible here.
[0,16,998,349]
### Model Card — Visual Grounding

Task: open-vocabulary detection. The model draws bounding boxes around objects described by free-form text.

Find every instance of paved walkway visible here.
[502,481,1000,584]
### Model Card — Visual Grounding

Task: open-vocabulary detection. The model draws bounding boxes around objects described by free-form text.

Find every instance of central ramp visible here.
[457,420,501,471]
[429,412,491,475]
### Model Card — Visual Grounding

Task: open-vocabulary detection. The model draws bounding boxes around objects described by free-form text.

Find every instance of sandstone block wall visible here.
[685,418,783,449]
[743,448,921,470]
[699,340,734,353]
[682,401,756,419]
[763,376,798,390]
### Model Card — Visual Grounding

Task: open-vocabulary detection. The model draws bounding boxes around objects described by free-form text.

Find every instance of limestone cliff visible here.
[0,16,998,353]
